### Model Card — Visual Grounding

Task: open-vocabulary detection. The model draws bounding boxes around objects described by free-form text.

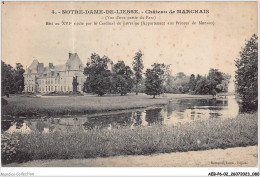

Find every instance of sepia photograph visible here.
[0,0,258,175]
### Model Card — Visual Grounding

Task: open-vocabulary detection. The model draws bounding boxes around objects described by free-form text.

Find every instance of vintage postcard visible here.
[1,0,258,176]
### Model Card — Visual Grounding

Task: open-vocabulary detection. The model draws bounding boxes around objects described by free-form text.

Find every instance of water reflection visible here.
[2,96,240,134]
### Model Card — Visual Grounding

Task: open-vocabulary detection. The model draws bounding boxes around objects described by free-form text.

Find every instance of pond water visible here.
[2,96,240,134]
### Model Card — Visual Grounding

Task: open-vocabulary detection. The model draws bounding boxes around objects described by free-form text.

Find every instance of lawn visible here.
[1,112,257,165]
[2,93,213,118]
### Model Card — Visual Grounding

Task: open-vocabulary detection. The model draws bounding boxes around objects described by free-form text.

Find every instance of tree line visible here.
[1,62,25,97]
[83,51,173,98]
[82,51,231,98]
[1,34,258,110]
[235,34,258,111]
[83,51,144,96]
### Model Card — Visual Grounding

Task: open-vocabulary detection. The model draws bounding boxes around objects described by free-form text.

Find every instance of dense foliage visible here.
[112,61,134,96]
[84,53,112,96]
[2,62,25,97]
[188,69,231,95]
[84,54,134,96]
[235,34,258,111]
[144,63,166,98]
[132,50,144,95]
[162,70,230,95]
[83,52,230,97]
[164,72,190,94]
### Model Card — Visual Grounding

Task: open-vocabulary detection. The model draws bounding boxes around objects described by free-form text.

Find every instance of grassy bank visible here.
[2,93,213,118]
[2,113,257,165]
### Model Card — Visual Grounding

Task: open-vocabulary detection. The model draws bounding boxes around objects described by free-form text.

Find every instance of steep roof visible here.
[24,59,39,74]
[24,53,84,76]
[65,53,83,71]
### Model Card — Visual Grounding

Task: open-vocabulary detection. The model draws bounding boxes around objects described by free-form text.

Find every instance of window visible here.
[64,86,66,91]
[32,87,34,92]
[46,86,47,91]
[51,86,53,91]
[49,86,50,91]
[51,80,53,84]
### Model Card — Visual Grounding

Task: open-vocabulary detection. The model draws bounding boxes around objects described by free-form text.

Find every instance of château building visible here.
[23,52,86,93]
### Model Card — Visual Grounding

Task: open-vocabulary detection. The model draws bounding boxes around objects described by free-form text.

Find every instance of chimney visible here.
[49,63,54,69]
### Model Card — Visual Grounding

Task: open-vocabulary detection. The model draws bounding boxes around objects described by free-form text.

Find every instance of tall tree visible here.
[207,68,224,93]
[161,64,171,94]
[235,34,258,111]
[14,63,25,93]
[144,63,165,98]
[194,76,210,95]
[1,61,16,97]
[132,50,144,95]
[188,74,196,93]
[84,53,112,96]
[216,73,231,93]
[112,61,134,96]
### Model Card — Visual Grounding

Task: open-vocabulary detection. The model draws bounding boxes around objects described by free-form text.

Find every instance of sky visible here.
[2,1,258,82]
